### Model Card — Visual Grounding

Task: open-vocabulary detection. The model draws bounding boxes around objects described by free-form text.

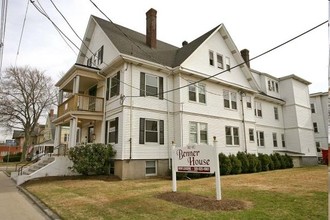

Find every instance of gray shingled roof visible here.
[92,16,218,68]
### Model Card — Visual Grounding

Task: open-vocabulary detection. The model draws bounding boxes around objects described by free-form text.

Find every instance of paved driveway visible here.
[0,171,50,220]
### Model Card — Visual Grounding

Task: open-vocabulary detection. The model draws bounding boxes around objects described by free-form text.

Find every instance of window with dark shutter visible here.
[139,118,145,144]
[114,117,118,144]
[106,78,110,100]
[140,72,145,96]
[105,121,108,144]
[159,77,163,100]
[159,120,164,145]
[109,118,118,144]
[110,71,120,98]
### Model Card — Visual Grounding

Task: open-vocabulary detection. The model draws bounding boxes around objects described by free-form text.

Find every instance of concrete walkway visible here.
[0,171,50,220]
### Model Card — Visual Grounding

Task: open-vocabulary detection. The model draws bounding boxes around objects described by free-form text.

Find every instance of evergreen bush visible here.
[68,143,116,175]
[258,153,272,171]
[237,152,249,173]
[218,153,232,175]
[284,154,294,168]
[271,153,281,169]
[246,153,258,173]
[229,154,242,174]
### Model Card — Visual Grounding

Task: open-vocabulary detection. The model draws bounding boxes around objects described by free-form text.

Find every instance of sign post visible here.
[171,144,177,192]
[213,138,221,200]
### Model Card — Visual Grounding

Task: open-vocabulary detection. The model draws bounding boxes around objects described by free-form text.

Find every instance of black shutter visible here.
[139,118,145,144]
[159,76,163,100]
[106,77,110,100]
[140,72,145,96]
[116,71,120,96]
[159,120,164,145]
[100,46,104,64]
[115,117,119,144]
[105,120,108,144]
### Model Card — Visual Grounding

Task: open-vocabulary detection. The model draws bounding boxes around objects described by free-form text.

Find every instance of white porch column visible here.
[73,76,80,94]
[58,90,64,104]
[69,118,78,148]
[54,125,61,155]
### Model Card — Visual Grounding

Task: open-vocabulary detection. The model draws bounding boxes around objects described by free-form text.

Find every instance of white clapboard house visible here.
[52,8,318,179]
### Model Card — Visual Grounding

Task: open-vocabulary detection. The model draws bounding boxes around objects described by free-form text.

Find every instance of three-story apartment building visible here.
[53,9,317,179]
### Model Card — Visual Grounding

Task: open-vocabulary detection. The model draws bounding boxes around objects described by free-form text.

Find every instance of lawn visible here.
[24,166,328,220]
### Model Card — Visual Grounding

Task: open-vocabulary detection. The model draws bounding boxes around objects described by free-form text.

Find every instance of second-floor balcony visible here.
[58,94,104,118]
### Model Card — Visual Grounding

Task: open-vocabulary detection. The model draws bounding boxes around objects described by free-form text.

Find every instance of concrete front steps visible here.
[11,156,77,185]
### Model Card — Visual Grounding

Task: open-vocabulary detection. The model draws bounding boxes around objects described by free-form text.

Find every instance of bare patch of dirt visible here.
[156,192,251,211]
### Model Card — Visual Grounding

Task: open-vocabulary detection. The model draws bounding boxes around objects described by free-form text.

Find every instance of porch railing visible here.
[58,94,104,117]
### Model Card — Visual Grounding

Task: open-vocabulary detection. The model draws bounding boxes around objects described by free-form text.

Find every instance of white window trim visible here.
[188,82,206,104]
[255,101,262,117]
[145,74,159,98]
[249,128,254,142]
[189,122,208,145]
[216,53,224,69]
[256,131,265,147]
[274,107,279,120]
[209,50,214,66]
[145,160,157,176]
[272,133,278,147]
[310,103,316,113]
[145,119,159,144]
[225,126,240,146]
[223,90,237,110]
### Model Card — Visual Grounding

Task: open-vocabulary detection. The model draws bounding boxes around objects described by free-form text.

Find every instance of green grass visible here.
[25,166,328,220]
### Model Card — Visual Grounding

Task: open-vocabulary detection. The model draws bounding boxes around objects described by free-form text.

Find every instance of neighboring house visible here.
[12,130,25,148]
[309,92,329,159]
[53,9,318,179]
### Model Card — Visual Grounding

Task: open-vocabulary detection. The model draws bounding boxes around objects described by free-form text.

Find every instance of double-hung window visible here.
[313,122,318,133]
[217,53,223,69]
[106,71,120,100]
[316,142,321,152]
[272,133,278,147]
[139,118,164,144]
[140,72,163,99]
[189,122,208,144]
[274,107,279,120]
[246,96,252,108]
[209,51,214,66]
[96,46,104,66]
[225,126,239,146]
[310,103,316,113]
[223,90,237,110]
[189,83,206,103]
[255,101,262,117]
[225,57,230,71]
[281,134,285,147]
[256,131,265,147]
[249,128,254,142]
[105,117,119,144]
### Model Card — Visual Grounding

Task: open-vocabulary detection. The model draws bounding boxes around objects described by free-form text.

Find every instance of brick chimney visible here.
[240,49,250,68]
[146,8,157,48]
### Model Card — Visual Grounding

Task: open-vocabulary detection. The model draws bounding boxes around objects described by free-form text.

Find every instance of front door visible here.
[88,126,94,143]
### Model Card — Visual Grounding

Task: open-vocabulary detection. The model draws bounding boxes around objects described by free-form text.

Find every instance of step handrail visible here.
[16,153,46,175]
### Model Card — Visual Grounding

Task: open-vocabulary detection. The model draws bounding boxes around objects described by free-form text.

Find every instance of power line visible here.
[0,0,8,78]
[15,0,29,67]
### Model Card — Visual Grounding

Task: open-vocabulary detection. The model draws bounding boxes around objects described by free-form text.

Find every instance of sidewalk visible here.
[0,171,51,220]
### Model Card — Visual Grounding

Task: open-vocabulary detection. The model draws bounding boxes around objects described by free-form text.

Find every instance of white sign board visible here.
[171,143,222,200]
[174,145,214,173]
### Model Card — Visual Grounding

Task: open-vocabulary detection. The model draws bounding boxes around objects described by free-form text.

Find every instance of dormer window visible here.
[217,53,223,69]
[225,57,230,71]
[209,51,214,66]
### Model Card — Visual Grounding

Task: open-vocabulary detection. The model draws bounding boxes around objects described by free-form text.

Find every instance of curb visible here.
[17,185,62,220]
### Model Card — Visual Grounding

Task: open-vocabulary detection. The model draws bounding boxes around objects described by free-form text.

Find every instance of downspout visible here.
[239,91,247,153]
[129,63,133,161]
[166,71,171,169]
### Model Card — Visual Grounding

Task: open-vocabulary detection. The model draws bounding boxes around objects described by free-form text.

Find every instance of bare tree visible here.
[0,66,57,161]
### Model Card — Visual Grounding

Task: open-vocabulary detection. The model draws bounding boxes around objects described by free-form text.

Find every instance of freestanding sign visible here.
[171,141,221,200]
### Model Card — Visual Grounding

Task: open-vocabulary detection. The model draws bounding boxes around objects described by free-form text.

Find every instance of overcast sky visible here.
[0,0,328,140]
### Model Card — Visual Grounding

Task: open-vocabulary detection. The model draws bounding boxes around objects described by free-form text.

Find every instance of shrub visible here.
[229,154,242,174]
[258,153,272,171]
[218,153,232,175]
[68,143,116,175]
[2,152,22,162]
[246,153,258,173]
[284,154,294,168]
[269,157,275,170]
[237,152,249,173]
[271,154,281,170]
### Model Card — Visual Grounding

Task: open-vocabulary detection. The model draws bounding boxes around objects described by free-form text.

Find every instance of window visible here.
[140,72,163,99]
[254,101,262,117]
[313,122,318,133]
[225,57,230,71]
[106,118,118,144]
[189,122,208,144]
[274,107,279,120]
[106,72,120,100]
[273,133,278,147]
[223,90,237,110]
[268,79,279,93]
[275,82,279,93]
[281,134,285,147]
[249,128,254,142]
[209,51,214,66]
[256,131,265,147]
[189,83,206,103]
[64,134,69,142]
[246,96,252,108]
[146,161,157,175]
[316,142,321,152]
[87,57,92,66]
[268,80,272,91]
[96,46,104,66]
[217,53,223,69]
[310,103,316,113]
[139,118,164,145]
[226,126,239,146]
